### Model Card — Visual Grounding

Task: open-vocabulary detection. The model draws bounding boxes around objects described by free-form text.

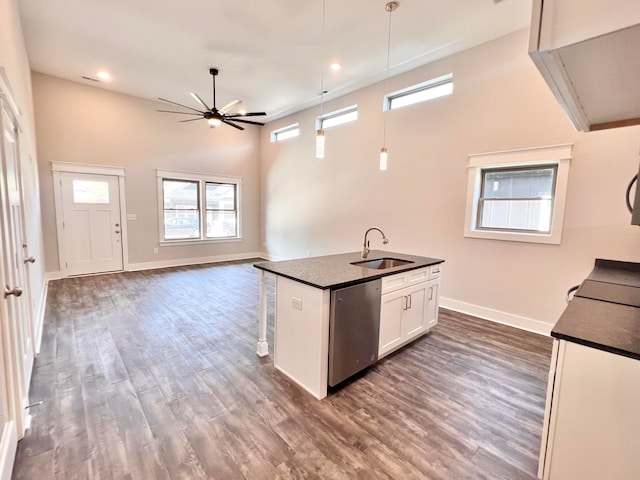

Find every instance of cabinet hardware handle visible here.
[402,295,408,310]
[407,294,412,309]
[429,287,433,300]
[24,256,36,264]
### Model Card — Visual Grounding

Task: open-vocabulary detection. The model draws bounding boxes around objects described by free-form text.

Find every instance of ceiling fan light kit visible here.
[157,68,266,131]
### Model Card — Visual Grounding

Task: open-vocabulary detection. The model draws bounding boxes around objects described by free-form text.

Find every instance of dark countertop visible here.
[552,259,640,361]
[254,250,444,290]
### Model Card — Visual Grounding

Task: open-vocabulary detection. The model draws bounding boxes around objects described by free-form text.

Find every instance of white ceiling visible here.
[19,0,533,122]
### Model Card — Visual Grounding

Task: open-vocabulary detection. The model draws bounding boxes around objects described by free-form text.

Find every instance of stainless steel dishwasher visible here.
[328,279,381,387]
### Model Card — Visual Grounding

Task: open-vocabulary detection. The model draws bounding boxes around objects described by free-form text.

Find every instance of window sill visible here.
[463,228,561,245]
[159,237,243,247]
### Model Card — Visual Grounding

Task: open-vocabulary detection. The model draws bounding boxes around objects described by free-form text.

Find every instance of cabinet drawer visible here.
[381,266,429,295]
[429,264,442,280]
[381,272,407,294]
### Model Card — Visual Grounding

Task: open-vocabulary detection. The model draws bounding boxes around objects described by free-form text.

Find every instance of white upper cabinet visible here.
[529,0,640,132]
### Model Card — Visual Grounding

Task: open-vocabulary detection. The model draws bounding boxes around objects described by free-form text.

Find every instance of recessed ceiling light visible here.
[330,62,342,71]
[96,71,111,80]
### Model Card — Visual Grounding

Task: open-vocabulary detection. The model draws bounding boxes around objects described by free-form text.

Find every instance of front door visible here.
[58,172,123,276]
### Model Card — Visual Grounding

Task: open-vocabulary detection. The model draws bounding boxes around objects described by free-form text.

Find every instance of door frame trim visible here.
[52,162,129,276]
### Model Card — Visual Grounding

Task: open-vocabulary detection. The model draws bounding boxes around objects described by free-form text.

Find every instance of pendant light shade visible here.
[380,1,399,170]
[379,147,388,170]
[316,129,325,158]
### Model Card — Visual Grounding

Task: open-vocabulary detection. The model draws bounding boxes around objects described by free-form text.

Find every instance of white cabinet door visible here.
[403,283,427,340]
[379,265,442,358]
[379,291,404,357]
[425,280,439,330]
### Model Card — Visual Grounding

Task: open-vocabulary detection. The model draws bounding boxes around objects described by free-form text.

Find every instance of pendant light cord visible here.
[382,2,396,147]
[319,0,326,116]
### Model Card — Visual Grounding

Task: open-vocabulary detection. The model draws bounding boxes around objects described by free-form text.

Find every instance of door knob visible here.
[24,256,36,264]
[4,286,23,298]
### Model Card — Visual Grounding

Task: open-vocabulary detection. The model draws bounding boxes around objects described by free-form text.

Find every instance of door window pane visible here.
[73,180,109,204]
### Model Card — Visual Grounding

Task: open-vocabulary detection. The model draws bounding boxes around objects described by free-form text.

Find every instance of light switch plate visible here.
[292,297,303,310]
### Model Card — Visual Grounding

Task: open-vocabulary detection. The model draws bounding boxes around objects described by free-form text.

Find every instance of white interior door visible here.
[58,172,123,276]
[1,108,30,436]
[0,241,19,480]
[0,103,22,475]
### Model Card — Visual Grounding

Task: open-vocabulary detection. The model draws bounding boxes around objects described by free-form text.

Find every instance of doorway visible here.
[53,165,127,276]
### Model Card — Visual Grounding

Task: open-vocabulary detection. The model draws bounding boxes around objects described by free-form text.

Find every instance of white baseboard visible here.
[257,252,284,261]
[440,297,553,336]
[44,252,269,281]
[127,251,266,272]
[34,279,50,354]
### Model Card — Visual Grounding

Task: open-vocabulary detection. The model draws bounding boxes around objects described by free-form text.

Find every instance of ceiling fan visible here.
[157,68,266,130]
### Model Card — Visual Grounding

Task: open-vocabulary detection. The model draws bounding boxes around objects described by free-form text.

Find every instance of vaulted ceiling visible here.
[19,0,532,122]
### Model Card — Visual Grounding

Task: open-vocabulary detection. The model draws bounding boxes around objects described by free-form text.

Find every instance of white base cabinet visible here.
[378,265,441,358]
[538,340,640,479]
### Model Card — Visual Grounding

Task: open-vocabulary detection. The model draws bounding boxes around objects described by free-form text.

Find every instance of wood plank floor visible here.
[12,260,553,479]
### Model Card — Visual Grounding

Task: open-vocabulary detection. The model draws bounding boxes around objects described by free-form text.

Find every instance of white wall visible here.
[32,73,262,272]
[0,0,47,335]
[259,29,640,333]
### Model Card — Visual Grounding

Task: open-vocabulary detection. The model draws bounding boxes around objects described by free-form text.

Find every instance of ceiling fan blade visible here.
[220,99,242,114]
[158,98,204,114]
[190,93,211,111]
[222,119,245,130]
[179,118,205,123]
[225,118,264,126]
[225,112,267,118]
[156,109,202,115]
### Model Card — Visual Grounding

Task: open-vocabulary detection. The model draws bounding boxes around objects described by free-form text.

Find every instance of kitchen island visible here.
[538,259,640,480]
[254,250,444,399]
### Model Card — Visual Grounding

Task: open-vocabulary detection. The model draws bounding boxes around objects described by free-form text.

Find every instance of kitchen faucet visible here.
[361,227,388,258]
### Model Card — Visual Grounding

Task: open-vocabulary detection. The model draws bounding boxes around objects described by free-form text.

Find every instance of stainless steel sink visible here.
[351,257,414,270]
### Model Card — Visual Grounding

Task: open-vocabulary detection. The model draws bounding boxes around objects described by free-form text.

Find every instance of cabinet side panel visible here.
[547,342,640,479]
[274,277,328,399]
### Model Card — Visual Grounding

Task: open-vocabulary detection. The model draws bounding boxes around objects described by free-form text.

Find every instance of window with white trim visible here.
[317,105,358,130]
[270,123,300,142]
[157,170,241,243]
[464,144,572,245]
[384,73,453,111]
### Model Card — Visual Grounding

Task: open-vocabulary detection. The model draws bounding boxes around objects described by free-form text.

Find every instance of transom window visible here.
[384,73,453,111]
[317,105,358,130]
[270,123,300,142]
[157,170,241,243]
[464,144,572,245]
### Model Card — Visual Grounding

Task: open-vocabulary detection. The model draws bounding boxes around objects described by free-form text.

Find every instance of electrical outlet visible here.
[292,297,303,310]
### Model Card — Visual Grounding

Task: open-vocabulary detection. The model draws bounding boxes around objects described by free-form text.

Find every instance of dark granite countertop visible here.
[254,250,444,290]
[552,259,640,361]
[587,258,640,287]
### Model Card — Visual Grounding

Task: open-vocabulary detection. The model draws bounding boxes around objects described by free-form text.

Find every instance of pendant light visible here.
[316,0,327,159]
[380,1,399,170]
